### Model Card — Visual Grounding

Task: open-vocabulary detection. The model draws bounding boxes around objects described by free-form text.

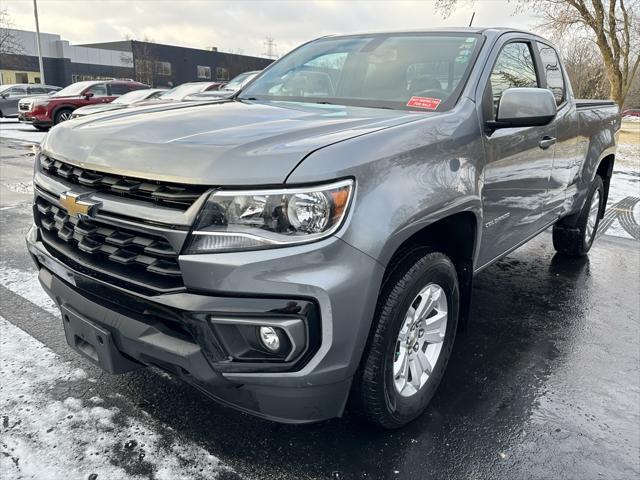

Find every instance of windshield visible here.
[52,81,97,97]
[240,33,481,111]
[159,83,211,101]
[222,72,258,91]
[112,89,153,104]
[0,84,15,94]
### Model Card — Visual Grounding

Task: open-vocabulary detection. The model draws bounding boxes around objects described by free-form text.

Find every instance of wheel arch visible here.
[594,153,615,218]
[378,210,479,331]
[51,104,76,123]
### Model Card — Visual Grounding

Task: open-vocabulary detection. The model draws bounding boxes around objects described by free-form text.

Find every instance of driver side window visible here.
[490,42,539,117]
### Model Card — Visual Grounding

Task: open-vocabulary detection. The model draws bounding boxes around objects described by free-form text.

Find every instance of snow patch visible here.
[0,316,234,479]
[0,265,58,316]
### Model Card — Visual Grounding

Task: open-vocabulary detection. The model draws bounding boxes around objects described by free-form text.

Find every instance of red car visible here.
[622,108,640,118]
[18,79,148,130]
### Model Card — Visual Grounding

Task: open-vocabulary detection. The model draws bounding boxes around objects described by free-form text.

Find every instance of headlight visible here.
[184,179,353,253]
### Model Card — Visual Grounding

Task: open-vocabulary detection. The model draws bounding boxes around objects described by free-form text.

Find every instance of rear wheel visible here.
[54,109,73,125]
[350,249,459,429]
[553,175,604,256]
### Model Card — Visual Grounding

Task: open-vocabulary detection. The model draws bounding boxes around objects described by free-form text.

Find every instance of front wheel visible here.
[349,249,459,429]
[54,109,73,125]
[553,175,604,256]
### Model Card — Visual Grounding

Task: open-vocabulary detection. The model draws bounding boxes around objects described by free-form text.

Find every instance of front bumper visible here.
[26,225,384,423]
[19,112,51,127]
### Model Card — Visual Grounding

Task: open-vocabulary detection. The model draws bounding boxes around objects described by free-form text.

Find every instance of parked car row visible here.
[18,79,150,130]
[10,70,262,130]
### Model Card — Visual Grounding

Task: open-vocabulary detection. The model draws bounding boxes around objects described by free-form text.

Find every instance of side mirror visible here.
[84,92,94,99]
[0,93,7,99]
[488,87,557,129]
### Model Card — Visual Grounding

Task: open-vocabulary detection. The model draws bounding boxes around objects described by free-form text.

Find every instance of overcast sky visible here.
[4,0,538,58]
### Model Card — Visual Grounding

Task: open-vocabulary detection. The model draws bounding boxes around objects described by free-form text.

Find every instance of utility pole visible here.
[33,0,45,83]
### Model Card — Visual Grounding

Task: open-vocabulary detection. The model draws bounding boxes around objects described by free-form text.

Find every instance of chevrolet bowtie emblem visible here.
[59,192,100,218]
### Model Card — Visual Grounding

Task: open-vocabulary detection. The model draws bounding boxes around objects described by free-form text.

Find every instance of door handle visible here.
[539,136,556,150]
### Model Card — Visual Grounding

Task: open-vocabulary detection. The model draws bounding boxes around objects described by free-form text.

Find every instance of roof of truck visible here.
[324,27,543,39]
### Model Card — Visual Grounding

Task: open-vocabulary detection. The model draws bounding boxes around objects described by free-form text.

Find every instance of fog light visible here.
[258,326,280,352]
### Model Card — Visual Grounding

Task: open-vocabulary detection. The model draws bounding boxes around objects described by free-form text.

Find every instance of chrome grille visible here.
[35,196,183,291]
[40,156,208,210]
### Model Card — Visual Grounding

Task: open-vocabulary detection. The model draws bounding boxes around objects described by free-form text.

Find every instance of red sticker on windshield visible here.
[407,96,441,110]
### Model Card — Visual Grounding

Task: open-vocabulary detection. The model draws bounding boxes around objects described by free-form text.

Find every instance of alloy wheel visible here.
[393,283,448,397]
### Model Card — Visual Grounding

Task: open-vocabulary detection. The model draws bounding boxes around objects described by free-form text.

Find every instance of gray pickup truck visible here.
[27,28,620,428]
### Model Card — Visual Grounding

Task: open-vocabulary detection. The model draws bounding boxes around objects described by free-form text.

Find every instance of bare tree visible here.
[121,35,160,86]
[560,37,609,98]
[436,0,640,107]
[0,8,24,55]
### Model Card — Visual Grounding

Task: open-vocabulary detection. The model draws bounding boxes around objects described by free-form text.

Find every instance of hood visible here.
[42,100,423,185]
[73,103,126,116]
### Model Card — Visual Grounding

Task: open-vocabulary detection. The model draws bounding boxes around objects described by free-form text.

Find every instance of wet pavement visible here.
[1,137,639,479]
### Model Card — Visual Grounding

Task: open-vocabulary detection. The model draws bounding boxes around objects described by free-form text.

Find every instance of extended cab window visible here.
[537,42,565,105]
[490,42,539,116]
[240,33,481,111]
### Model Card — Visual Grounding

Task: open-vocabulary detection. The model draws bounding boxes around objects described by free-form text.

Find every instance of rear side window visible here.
[29,87,45,94]
[490,42,539,116]
[537,42,565,105]
[109,84,130,96]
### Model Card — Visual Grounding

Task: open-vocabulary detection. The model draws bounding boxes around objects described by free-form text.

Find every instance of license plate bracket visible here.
[61,305,142,374]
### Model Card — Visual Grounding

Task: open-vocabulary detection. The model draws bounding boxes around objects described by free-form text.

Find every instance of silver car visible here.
[0,83,60,117]
[69,88,166,118]
[183,71,260,101]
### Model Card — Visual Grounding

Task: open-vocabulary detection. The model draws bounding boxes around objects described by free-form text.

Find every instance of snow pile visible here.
[0,316,236,480]
[0,119,46,144]
[0,266,58,316]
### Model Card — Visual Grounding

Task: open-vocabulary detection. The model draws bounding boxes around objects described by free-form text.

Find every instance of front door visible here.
[478,40,556,267]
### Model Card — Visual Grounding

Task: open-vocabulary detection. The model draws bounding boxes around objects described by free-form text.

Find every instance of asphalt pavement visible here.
[1,129,639,480]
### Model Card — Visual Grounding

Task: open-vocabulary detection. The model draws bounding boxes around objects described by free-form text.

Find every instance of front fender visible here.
[286,99,485,268]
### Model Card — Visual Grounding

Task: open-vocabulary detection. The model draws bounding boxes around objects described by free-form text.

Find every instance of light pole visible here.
[33,0,45,84]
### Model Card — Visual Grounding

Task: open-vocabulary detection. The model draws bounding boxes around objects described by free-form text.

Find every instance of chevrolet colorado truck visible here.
[27,28,620,428]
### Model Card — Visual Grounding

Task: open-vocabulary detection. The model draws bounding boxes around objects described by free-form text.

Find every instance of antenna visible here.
[469,11,476,27]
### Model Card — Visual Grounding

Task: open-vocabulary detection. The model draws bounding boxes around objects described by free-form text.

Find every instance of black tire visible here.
[349,248,459,429]
[53,108,73,125]
[553,175,604,256]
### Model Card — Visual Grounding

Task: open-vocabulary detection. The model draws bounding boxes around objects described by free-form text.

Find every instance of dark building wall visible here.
[89,40,272,87]
[2,39,272,89]
[67,62,135,84]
